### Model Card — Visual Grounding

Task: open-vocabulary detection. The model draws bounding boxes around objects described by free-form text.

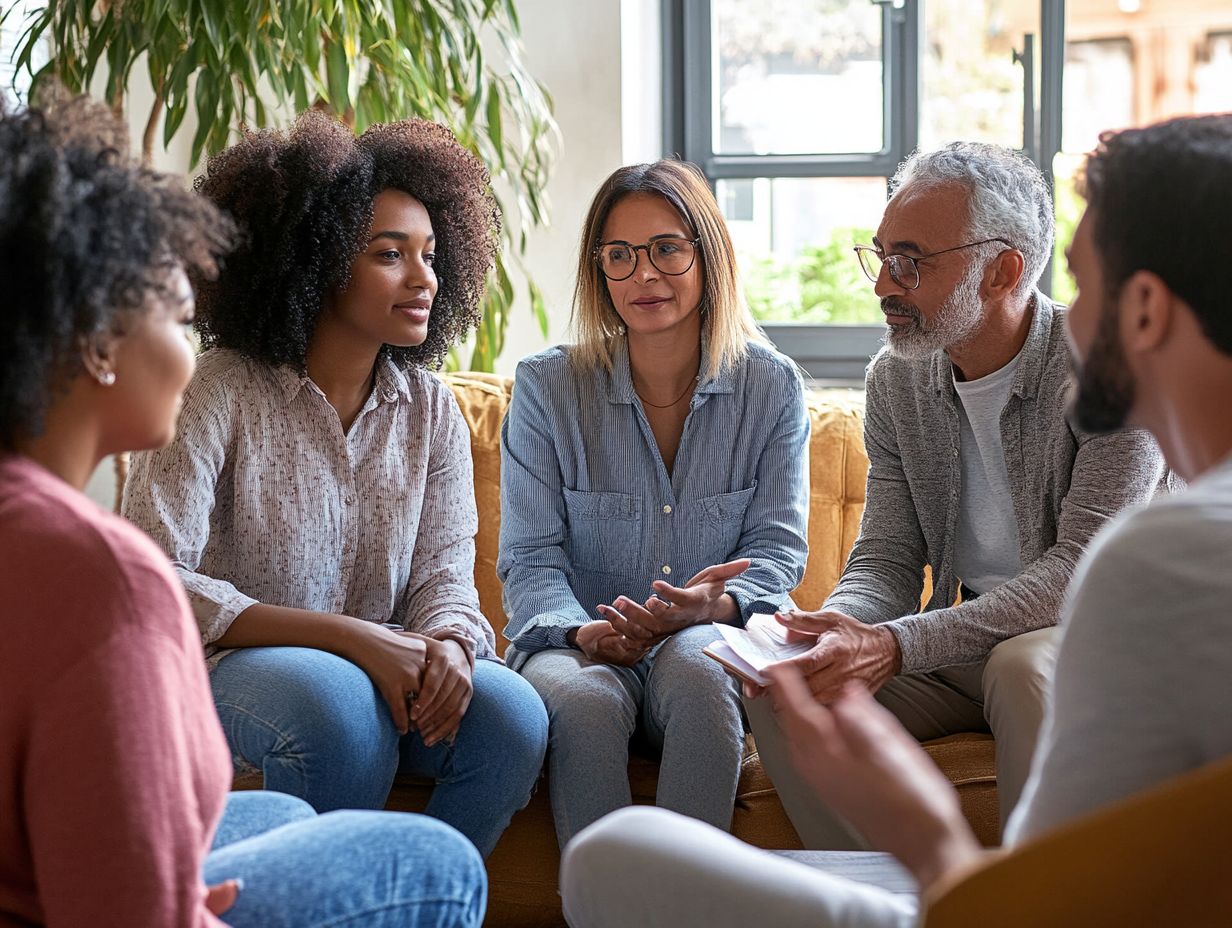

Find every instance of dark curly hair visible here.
[192,110,500,371]
[1080,114,1232,356]
[0,91,235,450]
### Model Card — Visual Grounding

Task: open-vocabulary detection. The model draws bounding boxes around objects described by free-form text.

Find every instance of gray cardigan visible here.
[825,293,1167,673]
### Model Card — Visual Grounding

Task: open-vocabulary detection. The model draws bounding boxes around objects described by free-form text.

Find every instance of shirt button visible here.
[662,565,672,575]
[662,505,673,515]
[345,496,355,506]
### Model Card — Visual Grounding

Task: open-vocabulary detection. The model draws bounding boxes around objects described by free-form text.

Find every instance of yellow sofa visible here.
[236,371,999,927]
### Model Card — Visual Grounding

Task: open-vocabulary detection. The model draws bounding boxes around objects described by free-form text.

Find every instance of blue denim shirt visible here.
[498,339,810,670]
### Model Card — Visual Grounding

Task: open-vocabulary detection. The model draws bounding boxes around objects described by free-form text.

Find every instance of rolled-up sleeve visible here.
[399,391,496,662]
[122,374,257,647]
[497,360,590,654]
[724,369,811,619]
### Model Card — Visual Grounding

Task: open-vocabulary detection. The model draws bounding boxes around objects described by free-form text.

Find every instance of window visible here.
[664,0,1067,379]
[0,0,42,104]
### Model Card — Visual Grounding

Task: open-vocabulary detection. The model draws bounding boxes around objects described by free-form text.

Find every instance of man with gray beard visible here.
[741,143,1167,844]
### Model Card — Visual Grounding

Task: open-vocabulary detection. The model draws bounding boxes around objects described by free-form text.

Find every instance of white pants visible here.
[745,626,1062,848]
[561,807,919,928]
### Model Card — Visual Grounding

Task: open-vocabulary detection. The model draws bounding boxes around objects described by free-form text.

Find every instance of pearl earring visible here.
[97,370,116,386]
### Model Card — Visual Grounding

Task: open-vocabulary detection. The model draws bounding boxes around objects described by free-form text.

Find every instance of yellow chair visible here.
[923,756,1232,927]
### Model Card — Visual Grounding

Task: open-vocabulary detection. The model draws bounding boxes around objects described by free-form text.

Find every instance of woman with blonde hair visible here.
[498,159,810,848]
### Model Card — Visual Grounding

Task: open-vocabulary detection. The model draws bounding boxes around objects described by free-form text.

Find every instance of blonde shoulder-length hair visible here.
[570,159,766,375]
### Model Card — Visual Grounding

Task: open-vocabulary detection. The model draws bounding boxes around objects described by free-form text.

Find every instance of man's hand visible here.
[753,609,901,702]
[765,664,981,891]
[409,637,474,748]
[571,619,651,667]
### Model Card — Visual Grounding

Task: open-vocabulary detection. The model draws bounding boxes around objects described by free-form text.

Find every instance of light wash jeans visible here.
[518,624,745,849]
[560,807,918,928]
[205,790,485,927]
[211,649,548,857]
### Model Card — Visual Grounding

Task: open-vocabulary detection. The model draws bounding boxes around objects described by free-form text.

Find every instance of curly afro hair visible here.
[0,91,235,450]
[192,110,500,371]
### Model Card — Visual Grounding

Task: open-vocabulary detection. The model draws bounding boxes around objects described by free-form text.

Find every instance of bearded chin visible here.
[1069,313,1136,434]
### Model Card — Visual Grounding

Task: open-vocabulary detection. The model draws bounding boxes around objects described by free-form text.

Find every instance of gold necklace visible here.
[635,375,699,409]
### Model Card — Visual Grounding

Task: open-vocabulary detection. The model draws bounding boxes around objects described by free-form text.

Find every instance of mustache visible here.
[881,297,921,319]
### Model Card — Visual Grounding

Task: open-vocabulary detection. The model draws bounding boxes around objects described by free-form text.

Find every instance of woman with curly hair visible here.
[497,160,810,848]
[122,111,547,858]
[0,93,485,927]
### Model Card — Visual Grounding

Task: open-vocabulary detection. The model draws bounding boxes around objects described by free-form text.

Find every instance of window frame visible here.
[662,0,1067,381]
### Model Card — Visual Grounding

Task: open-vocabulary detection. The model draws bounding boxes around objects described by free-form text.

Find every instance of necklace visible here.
[635,375,699,409]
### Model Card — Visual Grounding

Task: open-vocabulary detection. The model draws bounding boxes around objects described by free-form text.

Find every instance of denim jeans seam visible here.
[215,701,302,764]
[316,894,476,927]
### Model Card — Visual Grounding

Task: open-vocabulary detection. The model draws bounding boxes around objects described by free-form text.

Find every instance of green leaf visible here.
[326,38,350,113]
[485,82,504,167]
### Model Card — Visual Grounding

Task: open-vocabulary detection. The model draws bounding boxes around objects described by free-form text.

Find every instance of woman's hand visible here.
[600,559,749,647]
[341,623,429,734]
[205,880,240,916]
[571,619,651,667]
[408,637,474,748]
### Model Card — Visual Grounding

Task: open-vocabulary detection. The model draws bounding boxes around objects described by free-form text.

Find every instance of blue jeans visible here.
[211,649,548,857]
[205,791,486,927]
[518,624,746,848]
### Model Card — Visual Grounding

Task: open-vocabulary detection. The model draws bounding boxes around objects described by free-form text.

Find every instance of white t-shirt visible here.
[952,353,1024,594]
[1007,451,1232,844]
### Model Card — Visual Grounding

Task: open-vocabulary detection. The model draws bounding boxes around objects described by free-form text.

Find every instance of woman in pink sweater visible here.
[0,95,485,927]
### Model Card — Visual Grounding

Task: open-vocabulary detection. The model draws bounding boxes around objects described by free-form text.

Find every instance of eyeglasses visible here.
[595,237,700,281]
[853,238,1010,291]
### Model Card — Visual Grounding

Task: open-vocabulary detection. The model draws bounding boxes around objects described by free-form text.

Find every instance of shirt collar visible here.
[604,331,735,404]
[272,353,414,405]
[930,289,1053,400]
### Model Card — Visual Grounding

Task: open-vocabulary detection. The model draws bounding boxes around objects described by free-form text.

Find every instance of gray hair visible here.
[890,142,1055,298]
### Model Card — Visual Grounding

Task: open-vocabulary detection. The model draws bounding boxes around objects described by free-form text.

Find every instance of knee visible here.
[983,627,1060,703]
[229,790,317,829]
[561,808,679,924]
[229,650,397,757]
[319,812,486,923]
[460,664,548,774]
[533,669,637,737]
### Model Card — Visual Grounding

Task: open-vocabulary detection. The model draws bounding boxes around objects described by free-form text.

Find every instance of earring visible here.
[96,370,116,386]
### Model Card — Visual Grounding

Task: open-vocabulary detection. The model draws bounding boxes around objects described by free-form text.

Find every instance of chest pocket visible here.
[562,489,643,573]
[696,483,757,559]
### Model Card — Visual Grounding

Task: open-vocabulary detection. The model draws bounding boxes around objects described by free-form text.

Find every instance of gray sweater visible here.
[825,293,1167,673]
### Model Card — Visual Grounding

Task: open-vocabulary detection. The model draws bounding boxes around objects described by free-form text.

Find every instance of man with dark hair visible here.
[743,142,1166,841]
[560,113,1232,928]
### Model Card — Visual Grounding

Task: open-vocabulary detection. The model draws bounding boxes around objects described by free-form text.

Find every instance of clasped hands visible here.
[570,558,750,666]
[346,622,473,747]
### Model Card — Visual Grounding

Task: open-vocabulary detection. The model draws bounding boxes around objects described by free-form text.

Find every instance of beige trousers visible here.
[744,626,1061,849]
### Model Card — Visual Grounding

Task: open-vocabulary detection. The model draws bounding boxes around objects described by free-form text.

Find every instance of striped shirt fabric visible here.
[497,339,810,671]
[122,348,496,669]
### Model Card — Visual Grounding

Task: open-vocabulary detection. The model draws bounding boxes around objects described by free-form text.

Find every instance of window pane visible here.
[719,176,887,324]
[1063,38,1135,154]
[713,0,883,155]
[920,0,1037,151]
[1052,2,1232,297]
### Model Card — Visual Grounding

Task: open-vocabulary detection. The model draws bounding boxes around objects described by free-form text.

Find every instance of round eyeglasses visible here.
[853,239,1010,291]
[595,237,700,281]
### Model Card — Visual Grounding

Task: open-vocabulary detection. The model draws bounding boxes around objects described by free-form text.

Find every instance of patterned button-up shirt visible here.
[123,348,496,669]
[497,339,811,671]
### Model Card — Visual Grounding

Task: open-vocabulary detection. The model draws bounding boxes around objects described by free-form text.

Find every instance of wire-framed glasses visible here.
[595,237,700,281]
[853,238,1010,291]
